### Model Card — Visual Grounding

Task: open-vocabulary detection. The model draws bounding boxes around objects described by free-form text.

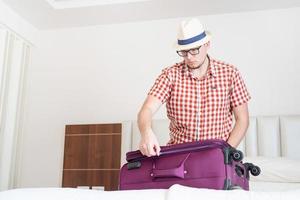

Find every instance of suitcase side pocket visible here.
[151,153,190,179]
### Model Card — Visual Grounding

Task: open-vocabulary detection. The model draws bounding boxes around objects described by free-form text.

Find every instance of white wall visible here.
[0,0,37,44]
[19,7,300,187]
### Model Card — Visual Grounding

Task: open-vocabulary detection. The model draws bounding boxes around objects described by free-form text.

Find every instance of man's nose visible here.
[186,52,193,59]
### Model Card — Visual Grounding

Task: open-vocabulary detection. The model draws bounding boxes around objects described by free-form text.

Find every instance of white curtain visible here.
[0,26,31,190]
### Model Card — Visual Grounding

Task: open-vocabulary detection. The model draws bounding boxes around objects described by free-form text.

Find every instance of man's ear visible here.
[203,41,211,51]
[205,41,211,48]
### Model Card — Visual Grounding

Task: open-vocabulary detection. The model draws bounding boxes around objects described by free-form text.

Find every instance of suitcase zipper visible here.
[127,140,230,162]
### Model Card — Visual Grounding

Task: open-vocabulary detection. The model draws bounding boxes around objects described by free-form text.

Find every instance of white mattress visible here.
[1,183,300,200]
[250,181,300,191]
[0,187,166,200]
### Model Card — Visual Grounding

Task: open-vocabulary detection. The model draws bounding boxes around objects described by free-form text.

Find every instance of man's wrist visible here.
[141,128,153,137]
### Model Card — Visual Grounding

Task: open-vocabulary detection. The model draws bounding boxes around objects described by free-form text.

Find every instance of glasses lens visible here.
[177,51,187,57]
[189,49,199,55]
[189,48,199,55]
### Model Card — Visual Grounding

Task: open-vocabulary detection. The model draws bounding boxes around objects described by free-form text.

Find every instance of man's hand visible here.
[137,95,162,157]
[139,129,161,157]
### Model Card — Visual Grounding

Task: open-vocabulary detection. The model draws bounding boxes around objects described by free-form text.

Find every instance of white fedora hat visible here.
[174,18,211,51]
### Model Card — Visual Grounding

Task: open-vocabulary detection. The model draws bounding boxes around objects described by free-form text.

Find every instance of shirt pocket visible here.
[206,83,229,110]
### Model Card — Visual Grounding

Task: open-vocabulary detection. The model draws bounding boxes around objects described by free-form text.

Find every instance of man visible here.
[137,18,250,157]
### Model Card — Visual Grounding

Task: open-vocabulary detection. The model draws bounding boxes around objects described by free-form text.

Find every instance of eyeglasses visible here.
[176,46,202,57]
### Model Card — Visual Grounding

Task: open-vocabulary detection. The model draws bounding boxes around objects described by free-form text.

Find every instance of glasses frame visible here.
[176,46,202,57]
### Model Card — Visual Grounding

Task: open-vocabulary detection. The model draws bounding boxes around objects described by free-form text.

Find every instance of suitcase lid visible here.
[126,139,231,162]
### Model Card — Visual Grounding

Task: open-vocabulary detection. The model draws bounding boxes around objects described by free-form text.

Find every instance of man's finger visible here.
[140,144,148,156]
[147,144,156,157]
[154,144,161,156]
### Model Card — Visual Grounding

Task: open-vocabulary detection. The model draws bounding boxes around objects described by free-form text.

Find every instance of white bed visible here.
[1,115,300,199]
[1,184,300,200]
[246,157,300,191]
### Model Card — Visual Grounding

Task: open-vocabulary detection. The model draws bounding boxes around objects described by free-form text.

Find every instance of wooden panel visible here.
[89,124,122,134]
[62,123,121,191]
[66,124,121,135]
[65,125,90,135]
[63,135,121,169]
[62,170,120,191]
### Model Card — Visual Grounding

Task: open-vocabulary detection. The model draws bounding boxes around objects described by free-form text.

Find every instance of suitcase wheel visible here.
[231,150,243,162]
[223,147,244,164]
[244,163,261,177]
[250,165,261,176]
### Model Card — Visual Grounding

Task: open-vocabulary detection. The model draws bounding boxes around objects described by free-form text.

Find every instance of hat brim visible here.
[174,31,212,51]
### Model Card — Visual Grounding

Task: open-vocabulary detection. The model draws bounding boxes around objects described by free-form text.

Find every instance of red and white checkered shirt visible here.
[148,56,251,145]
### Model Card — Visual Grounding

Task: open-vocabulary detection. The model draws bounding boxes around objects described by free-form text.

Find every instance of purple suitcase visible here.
[119,139,260,190]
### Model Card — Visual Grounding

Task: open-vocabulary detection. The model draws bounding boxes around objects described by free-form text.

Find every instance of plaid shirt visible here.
[148,56,251,145]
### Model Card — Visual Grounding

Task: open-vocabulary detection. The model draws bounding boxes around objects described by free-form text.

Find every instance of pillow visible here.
[244,156,300,183]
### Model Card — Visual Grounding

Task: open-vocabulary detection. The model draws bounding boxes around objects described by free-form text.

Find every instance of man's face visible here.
[177,42,209,68]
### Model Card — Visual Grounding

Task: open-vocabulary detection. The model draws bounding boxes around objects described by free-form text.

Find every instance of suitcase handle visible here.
[151,153,190,179]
